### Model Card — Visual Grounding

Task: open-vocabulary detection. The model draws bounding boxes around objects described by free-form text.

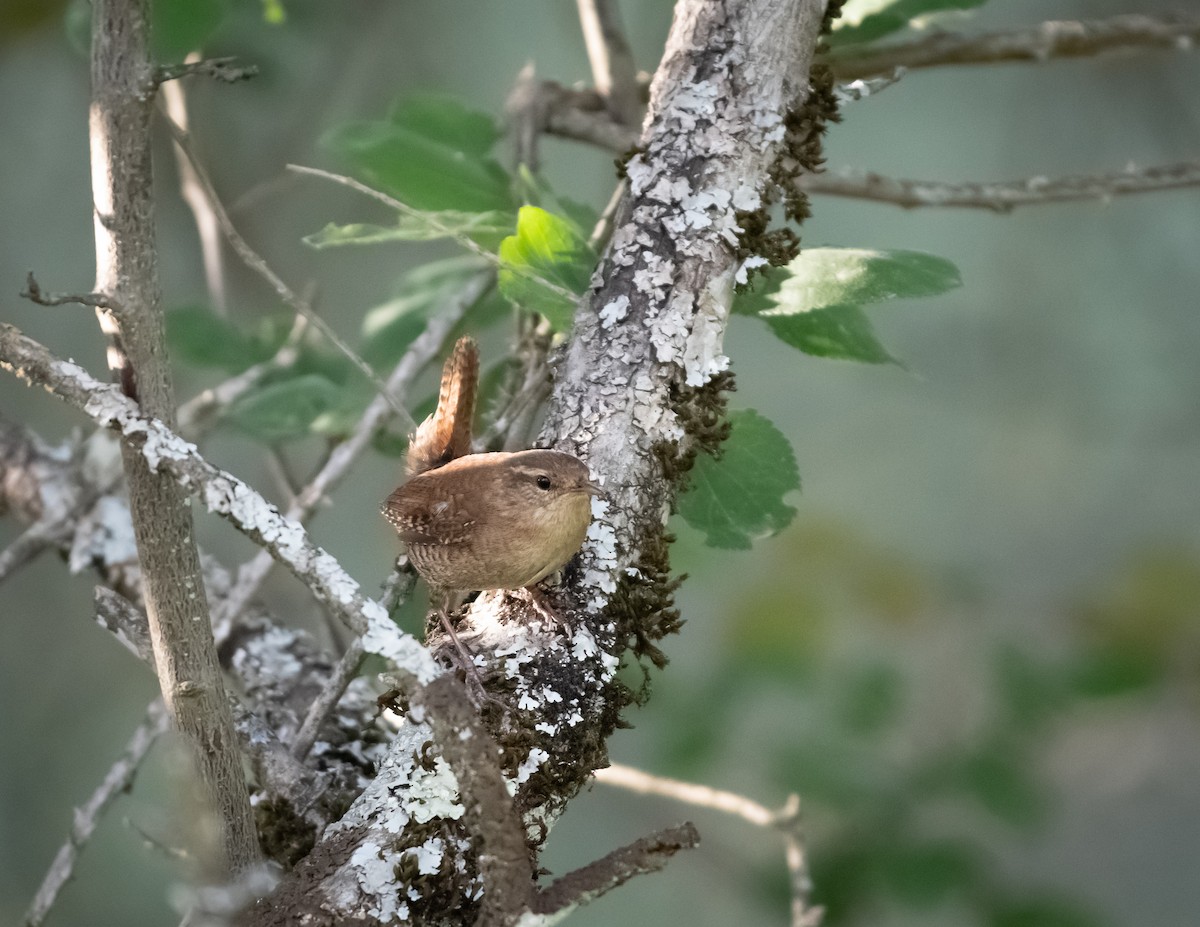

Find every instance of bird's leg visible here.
[518,585,574,634]
[431,593,505,710]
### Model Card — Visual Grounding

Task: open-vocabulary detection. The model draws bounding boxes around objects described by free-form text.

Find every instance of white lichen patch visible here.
[598,295,630,329]
[362,603,439,682]
[68,495,137,572]
[412,836,446,875]
[345,841,407,923]
[513,747,550,785]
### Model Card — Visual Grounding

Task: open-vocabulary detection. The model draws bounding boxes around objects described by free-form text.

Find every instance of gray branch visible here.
[800,161,1200,211]
[89,0,259,876]
[826,12,1200,81]
[23,703,169,927]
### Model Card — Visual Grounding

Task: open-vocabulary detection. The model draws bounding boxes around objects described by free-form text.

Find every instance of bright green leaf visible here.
[734,247,960,363]
[226,374,341,442]
[831,0,989,47]
[497,206,594,331]
[323,98,512,213]
[304,210,513,251]
[677,409,800,549]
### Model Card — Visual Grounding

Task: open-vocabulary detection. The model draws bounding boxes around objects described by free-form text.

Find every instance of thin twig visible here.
[576,0,642,127]
[825,12,1200,81]
[533,822,701,915]
[23,702,168,927]
[595,764,821,927]
[0,523,51,585]
[157,110,414,429]
[799,161,1200,211]
[155,56,258,85]
[20,272,119,312]
[286,164,580,305]
[161,70,228,313]
[290,638,365,760]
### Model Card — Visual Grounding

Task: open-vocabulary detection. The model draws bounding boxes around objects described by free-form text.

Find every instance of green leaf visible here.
[322,96,512,213]
[166,305,268,373]
[360,257,490,369]
[1069,645,1161,699]
[677,409,800,549]
[766,304,897,363]
[877,840,980,909]
[304,210,513,251]
[497,206,594,331]
[155,0,229,59]
[988,897,1103,927]
[226,374,341,442]
[65,0,230,58]
[734,247,961,363]
[955,745,1046,828]
[831,0,989,47]
[389,96,501,159]
[836,662,904,735]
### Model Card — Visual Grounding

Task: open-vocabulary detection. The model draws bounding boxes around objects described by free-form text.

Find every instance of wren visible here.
[381,337,602,636]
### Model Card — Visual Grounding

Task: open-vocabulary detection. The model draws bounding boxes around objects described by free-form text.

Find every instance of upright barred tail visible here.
[405,335,479,477]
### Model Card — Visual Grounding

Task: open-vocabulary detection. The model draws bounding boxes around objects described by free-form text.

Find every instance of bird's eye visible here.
[536,475,552,490]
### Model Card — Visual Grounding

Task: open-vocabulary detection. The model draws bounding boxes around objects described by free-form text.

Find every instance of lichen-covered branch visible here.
[825,12,1200,81]
[244,0,832,922]
[0,323,436,685]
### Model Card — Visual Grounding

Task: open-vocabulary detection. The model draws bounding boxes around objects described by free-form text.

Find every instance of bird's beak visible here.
[584,478,607,500]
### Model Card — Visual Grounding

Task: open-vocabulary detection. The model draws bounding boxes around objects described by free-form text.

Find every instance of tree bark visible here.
[89,0,260,876]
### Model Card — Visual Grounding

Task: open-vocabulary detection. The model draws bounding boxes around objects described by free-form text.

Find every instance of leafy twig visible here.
[158,110,414,429]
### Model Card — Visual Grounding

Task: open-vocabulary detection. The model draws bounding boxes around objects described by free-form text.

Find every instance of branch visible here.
[89,0,258,875]
[20,272,119,311]
[0,418,385,834]
[533,822,700,916]
[595,765,820,927]
[799,161,1200,211]
[155,56,258,85]
[249,2,832,922]
[23,702,168,927]
[0,323,438,684]
[825,12,1200,81]
[576,0,642,127]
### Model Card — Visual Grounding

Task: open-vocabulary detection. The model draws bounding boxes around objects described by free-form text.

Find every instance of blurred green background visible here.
[2,1,1198,925]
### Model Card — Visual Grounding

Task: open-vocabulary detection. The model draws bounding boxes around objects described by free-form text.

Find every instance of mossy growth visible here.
[255,795,318,868]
